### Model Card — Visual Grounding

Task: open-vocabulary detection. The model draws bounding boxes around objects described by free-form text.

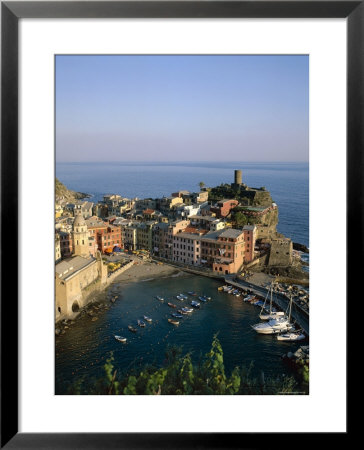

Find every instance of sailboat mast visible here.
[269,282,273,314]
[260,286,270,314]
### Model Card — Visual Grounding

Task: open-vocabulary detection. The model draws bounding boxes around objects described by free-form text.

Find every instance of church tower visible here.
[73,214,89,258]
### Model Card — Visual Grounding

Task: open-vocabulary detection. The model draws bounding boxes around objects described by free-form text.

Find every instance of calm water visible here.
[56,161,309,247]
[55,273,304,395]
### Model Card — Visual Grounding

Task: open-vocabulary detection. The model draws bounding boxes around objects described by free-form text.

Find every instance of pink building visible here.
[242,225,257,263]
[210,199,239,218]
[172,232,203,266]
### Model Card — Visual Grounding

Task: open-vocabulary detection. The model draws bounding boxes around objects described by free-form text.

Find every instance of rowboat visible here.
[128,325,137,333]
[191,301,200,308]
[137,320,146,327]
[167,302,177,308]
[168,318,179,325]
[114,335,127,343]
[143,316,152,322]
[277,332,306,341]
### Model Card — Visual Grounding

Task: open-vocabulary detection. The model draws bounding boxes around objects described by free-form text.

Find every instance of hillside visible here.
[55,178,90,203]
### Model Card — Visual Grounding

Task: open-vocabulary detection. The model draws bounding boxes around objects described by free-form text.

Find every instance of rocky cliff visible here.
[55,178,90,204]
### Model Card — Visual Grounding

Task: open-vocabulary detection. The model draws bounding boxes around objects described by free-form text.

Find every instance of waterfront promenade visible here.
[225,276,309,335]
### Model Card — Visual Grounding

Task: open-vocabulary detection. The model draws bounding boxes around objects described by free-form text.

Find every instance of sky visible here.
[56,55,308,163]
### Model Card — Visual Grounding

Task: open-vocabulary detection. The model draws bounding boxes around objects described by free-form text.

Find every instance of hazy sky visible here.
[56,55,308,163]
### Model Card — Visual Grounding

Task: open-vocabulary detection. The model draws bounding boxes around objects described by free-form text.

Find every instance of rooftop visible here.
[219,228,243,239]
[55,256,96,280]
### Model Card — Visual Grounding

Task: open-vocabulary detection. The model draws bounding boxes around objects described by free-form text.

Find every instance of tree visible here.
[69,336,300,395]
[198,181,205,190]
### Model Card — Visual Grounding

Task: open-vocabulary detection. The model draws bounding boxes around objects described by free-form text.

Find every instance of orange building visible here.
[86,217,122,253]
[201,228,245,274]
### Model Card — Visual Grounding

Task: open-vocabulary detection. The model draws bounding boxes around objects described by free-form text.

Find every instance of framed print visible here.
[1,0,357,447]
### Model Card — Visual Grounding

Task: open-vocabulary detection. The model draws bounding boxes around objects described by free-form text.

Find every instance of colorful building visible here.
[210,199,239,218]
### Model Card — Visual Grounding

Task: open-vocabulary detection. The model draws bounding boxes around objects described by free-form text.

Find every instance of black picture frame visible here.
[1,1,356,447]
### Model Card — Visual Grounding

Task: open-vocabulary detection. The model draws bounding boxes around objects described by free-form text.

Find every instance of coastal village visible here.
[55,169,308,323]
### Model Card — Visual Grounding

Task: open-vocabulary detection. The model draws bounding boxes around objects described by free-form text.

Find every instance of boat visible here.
[143,315,152,322]
[137,320,146,327]
[259,282,285,320]
[188,291,197,296]
[252,295,294,335]
[171,313,183,319]
[114,335,127,343]
[156,296,164,301]
[179,293,188,299]
[277,332,306,341]
[251,317,294,334]
[167,302,177,308]
[128,325,137,333]
[198,296,207,302]
[191,301,200,308]
[176,295,184,301]
[168,318,179,325]
[217,286,224,291]
[177,309,188,315]
[181,307,193,313]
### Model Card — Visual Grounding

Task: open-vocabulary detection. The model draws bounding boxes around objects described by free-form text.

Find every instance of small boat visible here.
[114,335,127,343]
[198,296,207,302]
[217,286,224,291]
[191,301,200,308]
[156,296,164,301]
[179,293,188,299]
[171,313,183,319]
[168,318,179,325]
[128,325,137,333]
[177,309,188,315]
[167,302,177,308]
[176,295,184,301]
[137,320,146,327]
[143,315,152,322]
[181,307,193,313]
[188,291,197,296]
[277,332,306,341]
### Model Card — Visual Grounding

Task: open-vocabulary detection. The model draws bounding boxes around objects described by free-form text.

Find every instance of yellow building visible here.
[55,252,107,320]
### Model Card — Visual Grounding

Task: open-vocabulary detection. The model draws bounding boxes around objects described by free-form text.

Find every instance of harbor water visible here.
[55,272,303,394]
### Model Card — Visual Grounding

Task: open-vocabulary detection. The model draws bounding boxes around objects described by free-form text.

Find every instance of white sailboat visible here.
[252,294,294,335]
[259,282,284,320]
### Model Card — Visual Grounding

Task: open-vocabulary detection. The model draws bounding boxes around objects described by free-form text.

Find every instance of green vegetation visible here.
[198,181,206,190]
[67,335,298,395]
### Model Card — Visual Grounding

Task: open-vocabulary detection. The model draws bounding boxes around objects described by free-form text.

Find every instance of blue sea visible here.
[56,161,309,247]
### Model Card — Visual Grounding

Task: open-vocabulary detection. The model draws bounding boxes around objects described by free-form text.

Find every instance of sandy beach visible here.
[113,260,181,283]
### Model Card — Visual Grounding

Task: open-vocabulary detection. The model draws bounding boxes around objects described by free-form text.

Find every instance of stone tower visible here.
[73,214,89,258]
[234,169,242,185]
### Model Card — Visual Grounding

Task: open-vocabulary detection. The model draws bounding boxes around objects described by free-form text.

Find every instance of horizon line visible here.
[56,160,309,164]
